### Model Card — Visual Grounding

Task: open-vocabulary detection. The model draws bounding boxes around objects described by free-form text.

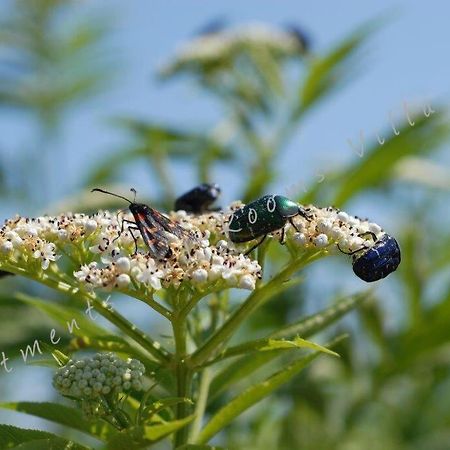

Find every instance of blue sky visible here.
[1,0,449,217]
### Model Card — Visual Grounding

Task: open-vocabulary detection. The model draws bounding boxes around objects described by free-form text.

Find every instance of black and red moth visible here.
[92,188,199,259]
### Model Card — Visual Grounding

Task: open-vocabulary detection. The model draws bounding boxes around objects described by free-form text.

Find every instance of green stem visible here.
[190,251,324,367]
[189,367,212,442]
[172,311,192,448]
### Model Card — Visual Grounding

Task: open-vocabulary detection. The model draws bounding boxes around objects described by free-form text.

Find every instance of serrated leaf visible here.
[0,402,115,441]
[0,424,88,449]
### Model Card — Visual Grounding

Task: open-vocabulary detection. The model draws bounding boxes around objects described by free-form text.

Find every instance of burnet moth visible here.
[92,188,199,259]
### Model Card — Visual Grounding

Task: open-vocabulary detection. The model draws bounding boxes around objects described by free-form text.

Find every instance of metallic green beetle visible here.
[228,195,311,254]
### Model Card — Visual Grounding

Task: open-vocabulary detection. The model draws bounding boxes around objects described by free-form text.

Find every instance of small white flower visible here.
[57,229,68,241]
[116,257,131,273]
[116,274,131,288]
[33,242,59,270]
[337,211,349,222]
[239,274,256,290]
[192,268,208,284]
[136,264,164,290]
[293,232,307,246]
[313,234,329,248]
[369,222,382,234]
[222,268,238,285]
[84,220,98,235]
[0,241,13,254]
[4,231,23,247]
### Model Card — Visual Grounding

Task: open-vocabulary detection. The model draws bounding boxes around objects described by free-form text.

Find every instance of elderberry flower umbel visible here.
[0,197,399,286]
[53,352,145,399]
[159,23,307,78]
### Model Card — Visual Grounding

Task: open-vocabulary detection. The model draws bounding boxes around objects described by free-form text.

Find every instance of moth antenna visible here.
[130,188,137,202]
[91,188,132,204]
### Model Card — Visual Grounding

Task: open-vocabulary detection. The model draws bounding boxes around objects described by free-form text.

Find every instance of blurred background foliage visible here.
[0,0,450,449]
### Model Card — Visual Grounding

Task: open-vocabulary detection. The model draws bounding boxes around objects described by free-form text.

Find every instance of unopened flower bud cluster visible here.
[53,352,145,400]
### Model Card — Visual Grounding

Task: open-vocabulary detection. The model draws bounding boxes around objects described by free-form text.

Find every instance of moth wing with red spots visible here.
[136,220,172,259]
[145,206,200,243]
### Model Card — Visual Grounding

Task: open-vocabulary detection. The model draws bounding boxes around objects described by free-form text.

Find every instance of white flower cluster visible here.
[0,200,388,290]
[0,212,107,272]
[0,209,262,291]
[53,352,145,400]
[289,205,385,254]
[160,22,306,77]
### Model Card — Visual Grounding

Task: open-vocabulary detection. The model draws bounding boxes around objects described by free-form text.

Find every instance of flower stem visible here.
[190,251,325,367]
[172,311,192,448]
[189,366,212,442]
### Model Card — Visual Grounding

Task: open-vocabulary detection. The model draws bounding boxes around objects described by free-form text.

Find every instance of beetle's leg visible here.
[337,242,368,256]
[244,235,267,256]
[358,231,378,242]
[298,207,313,222]
[289,218,301,232]
[279,226,286,245]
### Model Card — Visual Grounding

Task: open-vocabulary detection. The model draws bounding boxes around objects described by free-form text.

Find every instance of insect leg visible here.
[289,218,301,232]
[113,218,137,243]
[279,226,286,245]
[127,226,141,255]
[244,235,267,256]
[337,242,367,256]
[358,231,378,242]
[298,207,313,222]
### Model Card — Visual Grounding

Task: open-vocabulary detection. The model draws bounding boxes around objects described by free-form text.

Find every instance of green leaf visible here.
[260,337,338,355]
[210,336,338,364]
[16,293,113,339]
[198,352,321,443]
[12,438,89,450]
[86,120,233,185]
[302,111,450,206]
[330,111,450,206]
[209,293,365,399]
[142,415,195,441]
[0,424,88,449]
[107,415,195,449]
[191,250,324,367]
[270,291,369,339]
[297,23,374,116]
[144,397,194,422]
[0,402,115,441]
[177,445,225,450]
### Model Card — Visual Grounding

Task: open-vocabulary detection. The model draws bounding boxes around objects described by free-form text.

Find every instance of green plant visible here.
[0,17,449,450]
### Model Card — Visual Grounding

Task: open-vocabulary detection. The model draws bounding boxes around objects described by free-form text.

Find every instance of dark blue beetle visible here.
[350,234,401,282]
[175,183,221,214]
